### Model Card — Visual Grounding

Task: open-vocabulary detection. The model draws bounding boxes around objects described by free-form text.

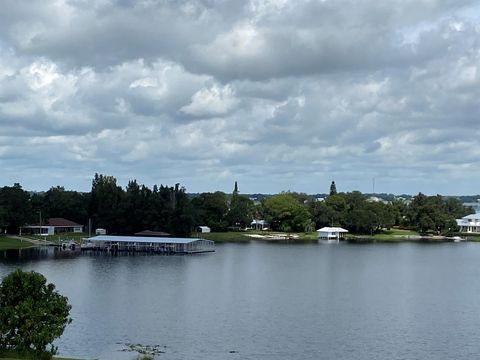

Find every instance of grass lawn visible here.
[371,228,420,241]
[380,228,419,236]
[463,233,480,241]
[0,237,35,250]
[348,228,420,242]
[194,231,251,242]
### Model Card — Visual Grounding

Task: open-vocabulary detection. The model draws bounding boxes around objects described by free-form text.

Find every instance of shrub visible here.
[0,269,72,359]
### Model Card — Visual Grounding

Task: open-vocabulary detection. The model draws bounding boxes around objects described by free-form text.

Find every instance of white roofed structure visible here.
[317,227,349,240]
[196,226,211,233]
[83,235,215,253]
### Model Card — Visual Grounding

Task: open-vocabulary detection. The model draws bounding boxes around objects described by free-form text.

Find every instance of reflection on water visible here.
[1,242,480,360]
[0,246,82,262]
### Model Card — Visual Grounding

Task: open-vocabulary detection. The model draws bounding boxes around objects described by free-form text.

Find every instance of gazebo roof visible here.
[316,227,349,233]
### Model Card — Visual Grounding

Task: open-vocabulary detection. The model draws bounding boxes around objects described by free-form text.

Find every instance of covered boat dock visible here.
[82,235,215,254]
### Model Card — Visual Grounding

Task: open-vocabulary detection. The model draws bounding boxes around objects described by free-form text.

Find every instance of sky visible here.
[0,0,479,195]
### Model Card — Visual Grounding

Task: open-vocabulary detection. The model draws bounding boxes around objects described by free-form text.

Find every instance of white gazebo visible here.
[317,227,349,240]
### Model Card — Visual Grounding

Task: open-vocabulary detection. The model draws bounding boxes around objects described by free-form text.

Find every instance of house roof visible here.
[462,214,480,220]
[134,230,171,237]
[316,227,349,233]
[47,218,82,227]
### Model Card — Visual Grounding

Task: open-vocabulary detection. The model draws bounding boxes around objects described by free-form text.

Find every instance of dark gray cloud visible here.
[0,0,479,194]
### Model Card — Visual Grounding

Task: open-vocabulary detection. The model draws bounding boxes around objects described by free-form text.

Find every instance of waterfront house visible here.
[456,214,480,233]
[21,217,84,236]
[317,227,349,240]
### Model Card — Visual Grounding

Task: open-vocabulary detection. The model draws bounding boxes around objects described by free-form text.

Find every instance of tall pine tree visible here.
[329,181,337,196]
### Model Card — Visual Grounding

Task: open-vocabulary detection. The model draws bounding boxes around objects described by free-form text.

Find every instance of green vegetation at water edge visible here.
[0,237,34,250]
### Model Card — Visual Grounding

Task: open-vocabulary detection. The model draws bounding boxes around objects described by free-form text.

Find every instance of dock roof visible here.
[316,227,349,233]
[88,235,204,244]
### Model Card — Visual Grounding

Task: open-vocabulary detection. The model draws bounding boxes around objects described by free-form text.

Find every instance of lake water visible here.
[1,241,480,359]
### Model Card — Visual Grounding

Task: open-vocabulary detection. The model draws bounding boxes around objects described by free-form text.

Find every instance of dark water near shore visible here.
[1,242,480,359]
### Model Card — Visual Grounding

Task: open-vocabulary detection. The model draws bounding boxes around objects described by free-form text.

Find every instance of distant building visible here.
[367,196,389,204]
[22,218,83,236]
[251,219,269,230]
[317,227,349,240]
[456,214,480,233]
[196,226,211,233]
[95,228,107,235]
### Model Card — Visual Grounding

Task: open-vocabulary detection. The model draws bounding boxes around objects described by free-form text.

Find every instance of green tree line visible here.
[0,176,474,236]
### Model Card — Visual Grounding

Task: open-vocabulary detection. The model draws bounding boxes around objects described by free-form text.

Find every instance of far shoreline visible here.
[1,230,480,252]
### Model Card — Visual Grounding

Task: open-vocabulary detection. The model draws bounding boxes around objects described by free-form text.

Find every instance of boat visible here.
[61,240,78,250]
[449,236,465,243]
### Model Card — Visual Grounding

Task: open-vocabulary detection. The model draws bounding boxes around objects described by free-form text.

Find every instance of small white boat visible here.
[81,241,96,250]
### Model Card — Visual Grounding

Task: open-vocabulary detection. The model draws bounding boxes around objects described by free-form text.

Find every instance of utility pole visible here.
[39,210,46,245]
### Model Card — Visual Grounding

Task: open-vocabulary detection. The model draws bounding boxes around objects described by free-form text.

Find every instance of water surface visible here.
[1,242,480,359]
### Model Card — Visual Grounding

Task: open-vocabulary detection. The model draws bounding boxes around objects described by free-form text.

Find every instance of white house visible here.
[456,214,480,233]
[251,219,270,230]
[196,226,211,233]
[317,227,349,240]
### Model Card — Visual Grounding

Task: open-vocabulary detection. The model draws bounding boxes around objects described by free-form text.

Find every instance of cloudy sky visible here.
[0,0,479,195]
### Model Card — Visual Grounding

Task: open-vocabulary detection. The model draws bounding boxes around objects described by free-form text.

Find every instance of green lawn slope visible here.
[0,237,35,250]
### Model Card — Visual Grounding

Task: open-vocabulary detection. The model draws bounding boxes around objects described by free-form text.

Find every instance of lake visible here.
[1,241,480,359]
